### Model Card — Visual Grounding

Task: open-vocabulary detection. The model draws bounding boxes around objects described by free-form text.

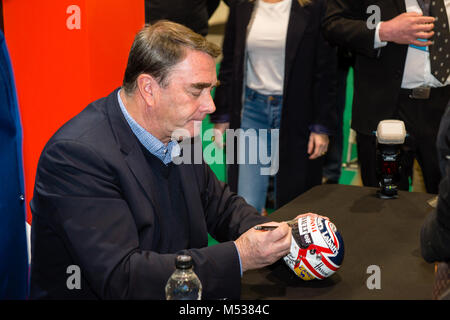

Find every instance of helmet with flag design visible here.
[283,215,344,280]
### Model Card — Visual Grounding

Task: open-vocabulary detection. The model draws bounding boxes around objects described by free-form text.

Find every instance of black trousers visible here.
[356,86,450,194]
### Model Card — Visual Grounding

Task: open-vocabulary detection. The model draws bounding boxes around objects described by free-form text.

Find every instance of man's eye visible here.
[191,91,202,97]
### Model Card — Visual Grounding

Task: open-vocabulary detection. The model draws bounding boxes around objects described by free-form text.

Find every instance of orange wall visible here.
[3,0,145,222]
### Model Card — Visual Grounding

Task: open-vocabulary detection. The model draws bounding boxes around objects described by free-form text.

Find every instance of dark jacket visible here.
[29,88,267,299]
[0,30,28,299]
[322,0,448,135]
[211,0,337,207]
[145,0,220,36]
[421,105,450,263]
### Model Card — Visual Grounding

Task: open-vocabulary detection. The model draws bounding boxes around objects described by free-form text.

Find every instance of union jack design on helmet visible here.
[283,215,344,280]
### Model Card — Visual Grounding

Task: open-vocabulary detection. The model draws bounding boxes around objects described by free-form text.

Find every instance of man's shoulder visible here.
[36,90,125,173]
[46,91,117,149]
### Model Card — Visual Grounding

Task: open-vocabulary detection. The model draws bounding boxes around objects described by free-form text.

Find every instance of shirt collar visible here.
[117,89,179,165]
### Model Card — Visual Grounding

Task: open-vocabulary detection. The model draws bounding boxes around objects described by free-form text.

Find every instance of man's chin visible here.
[171,121,203,141]
[190,120,203,138]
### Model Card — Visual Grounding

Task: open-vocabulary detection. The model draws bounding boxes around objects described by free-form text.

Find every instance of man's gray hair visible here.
[122,20,221,94]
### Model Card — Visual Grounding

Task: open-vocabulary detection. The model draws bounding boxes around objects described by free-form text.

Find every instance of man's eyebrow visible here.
[190,81,219,90]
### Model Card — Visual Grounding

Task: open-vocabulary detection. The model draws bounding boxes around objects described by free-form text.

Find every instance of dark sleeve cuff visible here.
[420,209,450,263]
[192,241,243,299]
[309,124,332,135]
[209,113,230,123]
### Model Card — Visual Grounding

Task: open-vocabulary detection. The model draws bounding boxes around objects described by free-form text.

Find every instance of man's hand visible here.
[379,12,435,46]
[234,222,291,273]
[213,122,229,149]
[307,132,329,160]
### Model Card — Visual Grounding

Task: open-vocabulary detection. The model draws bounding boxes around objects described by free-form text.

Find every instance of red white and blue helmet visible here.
[283,215,344,280]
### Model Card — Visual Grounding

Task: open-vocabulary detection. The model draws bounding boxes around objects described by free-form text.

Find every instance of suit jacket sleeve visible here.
[312,0,338,135]
[322,0,380,58]
[200,161,269,242]
[32,139,266,299]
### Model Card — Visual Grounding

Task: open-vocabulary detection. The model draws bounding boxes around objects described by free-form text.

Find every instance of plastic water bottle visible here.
[165,255,202,300]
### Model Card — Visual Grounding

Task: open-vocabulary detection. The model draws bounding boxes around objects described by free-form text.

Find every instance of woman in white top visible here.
[211,0,337,213]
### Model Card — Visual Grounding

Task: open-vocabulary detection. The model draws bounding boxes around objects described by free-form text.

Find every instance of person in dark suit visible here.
[211,0,337,213]
[0,29,28,299]
[420,104,450,300]
[0,1,4,33]
[145,0,221,36]
[421,104,450,263]
[323,0,450,194]
[322,48,355,185]
[29,21,295,300]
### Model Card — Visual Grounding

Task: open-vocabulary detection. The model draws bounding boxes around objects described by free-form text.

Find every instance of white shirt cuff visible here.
[374,22,388,49]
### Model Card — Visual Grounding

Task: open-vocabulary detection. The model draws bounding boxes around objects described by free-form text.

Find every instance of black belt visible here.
[399,86,450,99]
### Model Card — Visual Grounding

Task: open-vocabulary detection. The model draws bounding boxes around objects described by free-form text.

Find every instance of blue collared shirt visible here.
[118,90,243,276]
[117,90,178,164]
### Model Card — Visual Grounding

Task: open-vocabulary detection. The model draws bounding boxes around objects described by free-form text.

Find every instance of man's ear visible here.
[136,74,158,107]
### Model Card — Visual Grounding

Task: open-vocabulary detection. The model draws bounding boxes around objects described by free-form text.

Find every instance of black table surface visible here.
[241,184,437,300]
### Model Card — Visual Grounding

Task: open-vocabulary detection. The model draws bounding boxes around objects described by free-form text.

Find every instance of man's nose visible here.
[202,93,216,114]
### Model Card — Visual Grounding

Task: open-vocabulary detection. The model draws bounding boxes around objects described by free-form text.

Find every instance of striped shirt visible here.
[117,90,179,165]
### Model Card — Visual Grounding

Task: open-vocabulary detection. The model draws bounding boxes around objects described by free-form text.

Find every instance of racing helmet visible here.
[283,215,344,280]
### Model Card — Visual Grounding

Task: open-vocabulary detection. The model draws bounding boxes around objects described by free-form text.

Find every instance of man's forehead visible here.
[168,51,217,86]
[173,49,216,73]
